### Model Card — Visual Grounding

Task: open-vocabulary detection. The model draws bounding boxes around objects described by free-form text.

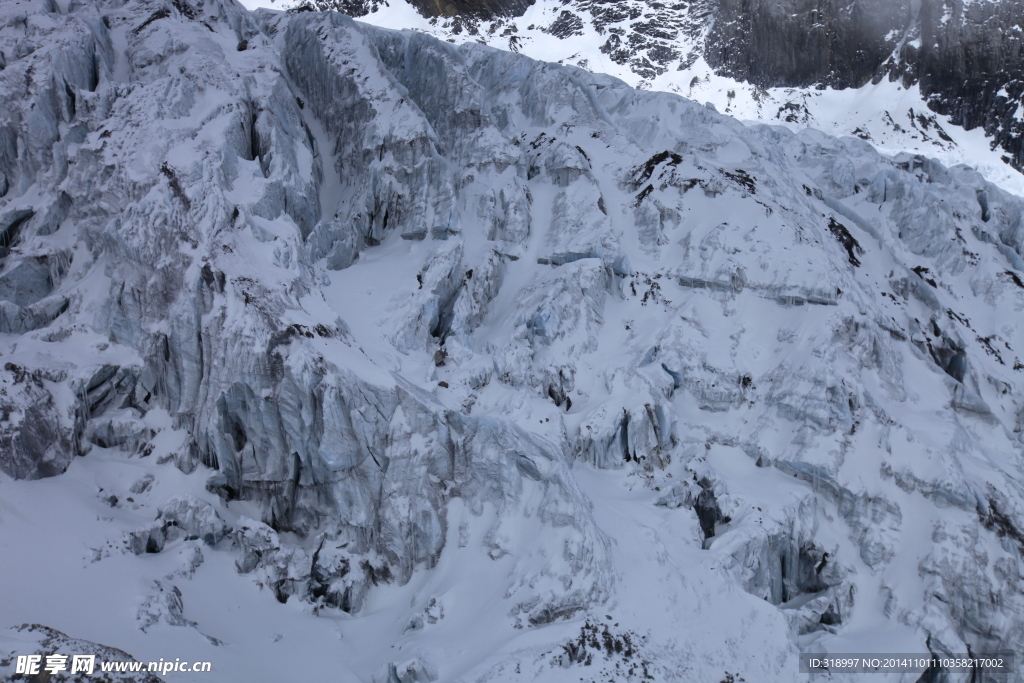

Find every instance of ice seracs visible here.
[1,0,1024,680]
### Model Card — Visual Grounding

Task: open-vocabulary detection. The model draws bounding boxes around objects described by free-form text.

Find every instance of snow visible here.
[271,0,1024,199]
[2,0,1024,681]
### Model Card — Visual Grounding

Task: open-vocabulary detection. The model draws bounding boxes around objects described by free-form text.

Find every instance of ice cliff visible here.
[2,0,1024,680]
[316,0,1024,197]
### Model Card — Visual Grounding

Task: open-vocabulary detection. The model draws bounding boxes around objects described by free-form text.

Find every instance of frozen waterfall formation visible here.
[2,0,1024,678]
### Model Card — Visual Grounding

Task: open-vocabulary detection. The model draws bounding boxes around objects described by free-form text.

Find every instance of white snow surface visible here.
[0,0,1023,682]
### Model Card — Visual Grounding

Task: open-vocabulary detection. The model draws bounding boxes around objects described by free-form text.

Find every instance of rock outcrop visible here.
[706,0,1024,171]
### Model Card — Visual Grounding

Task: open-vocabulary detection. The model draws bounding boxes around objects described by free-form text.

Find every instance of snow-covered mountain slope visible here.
[2,0,1024,681]
[280,0,1024,197]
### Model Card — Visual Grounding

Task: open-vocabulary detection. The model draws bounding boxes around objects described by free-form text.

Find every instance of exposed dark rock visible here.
[827,217,863,268]
[695,476,723,540]
[979,495,1024,555]
[0,624,162,683]
[299,0,534,18]
[545,10,583,38]
[705,0,1024,171]
[705,0,909,91]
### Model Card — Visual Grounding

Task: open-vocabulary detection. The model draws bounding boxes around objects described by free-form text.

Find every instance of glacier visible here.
[1,0,1024,680]
[297,0,1024,198]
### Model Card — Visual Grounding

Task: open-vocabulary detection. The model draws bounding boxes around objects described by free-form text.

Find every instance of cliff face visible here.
[705,0,911,90]
[408,0,535,18]
[304,0,534,18]
[913,0,1024,170]
[706,0,1024,169]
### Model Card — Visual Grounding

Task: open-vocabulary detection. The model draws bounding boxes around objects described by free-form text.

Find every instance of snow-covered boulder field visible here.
[1,0,1023,680]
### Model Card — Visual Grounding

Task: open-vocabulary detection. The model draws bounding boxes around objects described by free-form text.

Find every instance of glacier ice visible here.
[2,0,1024,679]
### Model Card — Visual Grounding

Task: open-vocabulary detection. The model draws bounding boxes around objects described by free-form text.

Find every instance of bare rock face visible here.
[704,0,912,90]
[911,0,1024,171]
[706,0,1024,170]
[405,0,535,19]
[300,0,534,19]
